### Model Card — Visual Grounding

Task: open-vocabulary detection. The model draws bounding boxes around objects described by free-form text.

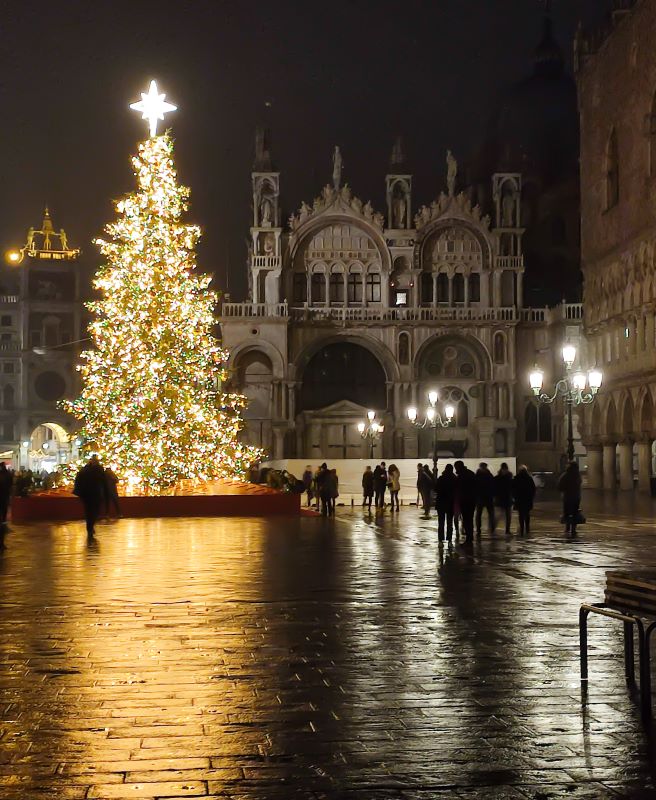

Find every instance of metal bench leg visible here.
[579,607,589,681]
[624,620,635,682]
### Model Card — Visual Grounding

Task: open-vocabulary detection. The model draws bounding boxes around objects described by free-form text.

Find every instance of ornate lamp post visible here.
[407,390,455,476]
[529,344,602,463]
[358,410,384,459]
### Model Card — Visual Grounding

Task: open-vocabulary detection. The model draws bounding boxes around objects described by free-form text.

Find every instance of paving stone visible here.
[1,496,656,797]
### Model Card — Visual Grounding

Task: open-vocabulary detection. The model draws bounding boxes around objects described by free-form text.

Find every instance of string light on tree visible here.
[130,80,177,137]
[66,84,260,492]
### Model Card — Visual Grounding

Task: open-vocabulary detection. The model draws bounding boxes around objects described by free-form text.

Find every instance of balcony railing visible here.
[0,296,19,304]
[495,256,524,269]
[252,255,282,269]
[520,303,584,324]
[0,342,21,352]
[221,302,288,318]
[289,306,518,322]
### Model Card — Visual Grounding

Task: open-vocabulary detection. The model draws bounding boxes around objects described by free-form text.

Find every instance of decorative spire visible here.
[389,136,407,171]
[253,127,274,171]
[42,205,53,233]
[534,0,564,77]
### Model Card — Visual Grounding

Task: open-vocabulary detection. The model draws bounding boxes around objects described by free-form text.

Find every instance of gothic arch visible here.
[619,393,635,438]
[605,397,618,439]
[638,389,654,435]
[414,219,493,272]
[291,333,400,384]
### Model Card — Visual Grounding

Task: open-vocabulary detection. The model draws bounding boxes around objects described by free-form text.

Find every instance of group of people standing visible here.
[361,462,401,511]
[302,463,340,516]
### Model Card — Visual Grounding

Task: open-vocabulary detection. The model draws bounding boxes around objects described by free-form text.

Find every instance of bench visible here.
[580,570,656,718]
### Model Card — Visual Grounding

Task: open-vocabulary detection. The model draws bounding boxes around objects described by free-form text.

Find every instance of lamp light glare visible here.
[428,390,439,406]
[445,404,455,421]
[371,422,380,433]
[357,422,365,433]
[572,372,586,391]
[562,344,577,367]
[426,407,436,422]
[7,250,20,264]
[529,368,544,394]
[588,369,603,391]
[367,410,375,422]
[407,407,417,422]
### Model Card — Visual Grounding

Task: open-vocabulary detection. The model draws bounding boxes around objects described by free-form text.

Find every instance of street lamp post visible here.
[529,344,602,463]
[407,390,455,476]
[358,410,384,460]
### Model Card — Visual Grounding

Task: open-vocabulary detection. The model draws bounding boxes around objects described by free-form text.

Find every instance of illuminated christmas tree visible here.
[67,82,259,492]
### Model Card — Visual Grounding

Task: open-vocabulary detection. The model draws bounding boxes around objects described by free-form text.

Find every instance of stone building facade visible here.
[576,0,656,491]
[219,141,583,471]
[0,209,83,470]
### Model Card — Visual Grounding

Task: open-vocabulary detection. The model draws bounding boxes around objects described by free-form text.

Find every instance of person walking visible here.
[475,462,496,536]
[513,465,536,536]
[73,455,107,537]
[435,463,456,542]
[418,464,434,519]
[373,462,388,511]
[316,463,330,516]
[558,461,583,535]
[104,466,121,519]
[454,460,477,544]
[388,463,401,511]
[302,465,314,507]
[362,466,374,511]
[494,462,514,535]
[0,463,14,526]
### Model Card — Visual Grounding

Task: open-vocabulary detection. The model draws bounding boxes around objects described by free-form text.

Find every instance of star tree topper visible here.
[130,80,177,137]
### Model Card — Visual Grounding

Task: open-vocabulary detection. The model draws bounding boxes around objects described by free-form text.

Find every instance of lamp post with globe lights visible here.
[358,410,384,459]
[529,344,602,464]
[407,390,455,476]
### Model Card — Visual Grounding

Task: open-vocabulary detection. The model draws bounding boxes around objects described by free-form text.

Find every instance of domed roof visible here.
[475,12,578,187]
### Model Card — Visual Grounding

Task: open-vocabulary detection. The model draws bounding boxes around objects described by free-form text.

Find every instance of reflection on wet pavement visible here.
[1,497,656,798]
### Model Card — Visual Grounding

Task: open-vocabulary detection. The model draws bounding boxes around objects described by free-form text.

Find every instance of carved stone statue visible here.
[260,197,272,226]
[351,196,363,214]
[340,183,352,203]
[502,192,515,227]
[393,194,406,228]
[446,150,457,197]
[299,201,311,223]
[363,201,373,220]
[332,146,342,190]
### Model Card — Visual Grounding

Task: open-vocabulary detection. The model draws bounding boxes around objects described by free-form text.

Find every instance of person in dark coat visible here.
[475,462,496,536]
[316,463,330,516]
[435,463,456,541]
[104,467,121,519]
[512,465,536,536]
[558,461,583,535]
[362,466,374,511]
[454,460,477,544]
[302,465,314,507]
[73,455,107,537]
[417,464,434,519]
[373,462,388,510]
[0,463,14,525]
[494,462,514,535]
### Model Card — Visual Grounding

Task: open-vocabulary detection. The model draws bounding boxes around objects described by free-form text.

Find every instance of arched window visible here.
[398,332,410,365]
[525,401,551,442]
[606,128,619,209]
[493,332,506,364]
[347,273,362,304]
[311,272,326,304]
[469,273,480,303]
[453,274,465,304]
[365,273,381,303]
[456,398,468,427]
[437,273,449,304]
[421,272,433,305]
[329,272,344,304]
[293,273,306,304]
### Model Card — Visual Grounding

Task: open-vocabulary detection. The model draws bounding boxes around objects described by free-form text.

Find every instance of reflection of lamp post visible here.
[530,344,602,463]
[407,390,455,476]
[357,410,384,459]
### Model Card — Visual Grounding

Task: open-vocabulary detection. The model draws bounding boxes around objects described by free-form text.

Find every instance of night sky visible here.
[2,0,608,299]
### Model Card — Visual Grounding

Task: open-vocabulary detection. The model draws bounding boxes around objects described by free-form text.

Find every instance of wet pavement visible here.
[1,493,656,799]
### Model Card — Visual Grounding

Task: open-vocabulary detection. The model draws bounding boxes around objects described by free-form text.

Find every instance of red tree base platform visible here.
[11,480,300,522]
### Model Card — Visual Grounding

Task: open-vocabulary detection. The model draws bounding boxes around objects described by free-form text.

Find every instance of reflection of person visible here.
[73,455,106,536]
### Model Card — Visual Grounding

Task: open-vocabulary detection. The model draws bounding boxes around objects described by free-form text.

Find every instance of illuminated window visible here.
[395,291,407,306]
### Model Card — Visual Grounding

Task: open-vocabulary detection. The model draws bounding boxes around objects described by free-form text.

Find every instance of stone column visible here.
[602,442,617,491]
[433,274,438,307]
[463,276,469,308]
[585,445,603,489]
[516,271,524,308]
[448,275,453,306]
[272,427,285,459]
[618,441,634,490]
[637,440,652,493]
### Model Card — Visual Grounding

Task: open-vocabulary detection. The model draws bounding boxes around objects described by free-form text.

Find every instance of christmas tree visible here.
[67,87,259,492]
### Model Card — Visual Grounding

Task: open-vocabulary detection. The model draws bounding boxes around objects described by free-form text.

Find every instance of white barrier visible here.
[263,457,517,504]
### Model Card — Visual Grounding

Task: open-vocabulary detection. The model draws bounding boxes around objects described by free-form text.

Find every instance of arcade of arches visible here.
[585,390,656,492]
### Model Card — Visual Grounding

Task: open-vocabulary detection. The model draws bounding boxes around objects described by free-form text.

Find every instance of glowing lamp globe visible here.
[562,344,577,367]
[407,407,417,422]
[572,372,586,391]
[367,410,375,422]
[428,390,439,406]
[6,250,21,264]
[529,368,544,395]
[588,369,603,392]
[371,422,380,433]
[426,407,436,422]
[445,404,455,421]
[357,422,366,433]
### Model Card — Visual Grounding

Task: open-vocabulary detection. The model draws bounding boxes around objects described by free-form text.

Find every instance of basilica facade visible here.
[219,140,583,472]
